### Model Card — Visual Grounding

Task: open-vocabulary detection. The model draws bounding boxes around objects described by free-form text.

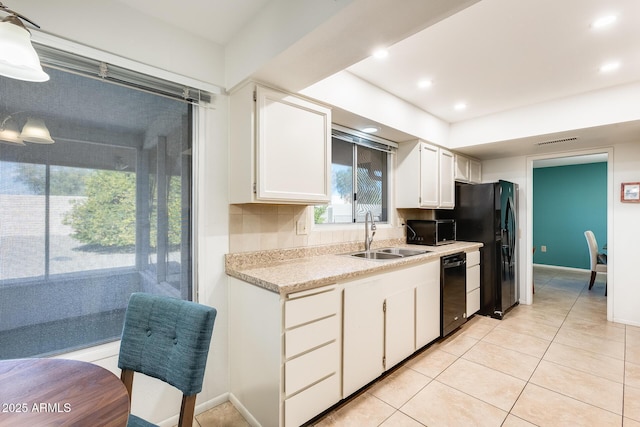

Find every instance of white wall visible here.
[482,141,640,326]
[17,0,225,87]
[224,0,353,90]
[449,82,640,149]
[610,141,640,326]
[193,100,231,413]
[301,71,450,146]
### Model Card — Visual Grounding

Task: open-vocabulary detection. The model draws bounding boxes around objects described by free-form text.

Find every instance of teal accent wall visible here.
[533,162,607,269]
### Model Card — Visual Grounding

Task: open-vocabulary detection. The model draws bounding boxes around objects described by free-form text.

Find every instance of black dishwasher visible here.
[441,252,467,337]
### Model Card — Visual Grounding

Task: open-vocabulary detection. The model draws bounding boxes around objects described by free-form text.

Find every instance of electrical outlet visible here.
[541,245,547,252]
[296,219,308,235]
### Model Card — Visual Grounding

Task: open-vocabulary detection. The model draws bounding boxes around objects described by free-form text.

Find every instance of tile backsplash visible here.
[229,204,435,253]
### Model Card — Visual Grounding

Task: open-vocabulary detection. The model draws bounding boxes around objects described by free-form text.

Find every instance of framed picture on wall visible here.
[621,182,640,203]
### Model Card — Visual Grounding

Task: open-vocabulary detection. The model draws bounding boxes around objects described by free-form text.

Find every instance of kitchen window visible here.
[0,45,208,359]
[315,126,394,224]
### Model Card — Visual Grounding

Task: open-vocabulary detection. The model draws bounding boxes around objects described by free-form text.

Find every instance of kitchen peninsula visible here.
[226,239,482,427]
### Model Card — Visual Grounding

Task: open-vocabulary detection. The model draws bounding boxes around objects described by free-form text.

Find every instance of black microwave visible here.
[406,219,456,246]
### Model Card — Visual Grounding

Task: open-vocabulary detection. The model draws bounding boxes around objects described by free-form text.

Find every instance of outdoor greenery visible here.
[16,164,89,196]
[64,171,138,247]
[61,170,182,249]
[314,205,327,224]
[14,162,183,250]
[334,169,353,202]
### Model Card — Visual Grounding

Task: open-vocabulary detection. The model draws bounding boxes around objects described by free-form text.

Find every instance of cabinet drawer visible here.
[467,264,480,292]
[285,341,338,396]
[467,250,480,267]
[285,315,338,359]
[285,287,338,329]
[467,287,480,315]
[284,373,341,427]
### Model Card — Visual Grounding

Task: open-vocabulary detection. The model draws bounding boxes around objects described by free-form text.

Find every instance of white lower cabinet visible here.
[284,287,342,426]
[342,275,385,397]
[416,260,441,348]
[284,374,340,427]
[229,258,442,426]
[343,261,440,396]
[385,288,416,368]
[229,279,341,427]
[466,250,481,315]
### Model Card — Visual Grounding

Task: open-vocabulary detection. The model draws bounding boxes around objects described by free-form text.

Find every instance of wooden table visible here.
[0,358,129,427]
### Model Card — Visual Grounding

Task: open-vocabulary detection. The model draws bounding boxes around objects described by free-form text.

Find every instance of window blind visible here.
[332,124,398,153]
[34,43,213,104]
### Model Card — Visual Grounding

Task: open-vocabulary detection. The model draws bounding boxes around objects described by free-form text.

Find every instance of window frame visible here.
[0,35,209,359]
[315,125,396,226]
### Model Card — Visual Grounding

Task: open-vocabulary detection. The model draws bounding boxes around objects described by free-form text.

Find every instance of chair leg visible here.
[120,369,134,406]
[178,394,197,427]
[588,271,596,290]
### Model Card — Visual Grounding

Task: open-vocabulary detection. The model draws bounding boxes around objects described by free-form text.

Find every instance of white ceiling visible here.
[115,0,270,45]
[346,0,640,124]
[112,0,640,160]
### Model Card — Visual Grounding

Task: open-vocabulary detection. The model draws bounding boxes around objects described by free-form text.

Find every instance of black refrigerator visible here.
[439,180,518,319]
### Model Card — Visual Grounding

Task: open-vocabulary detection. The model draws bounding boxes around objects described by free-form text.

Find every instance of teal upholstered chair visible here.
[118,293,217,427]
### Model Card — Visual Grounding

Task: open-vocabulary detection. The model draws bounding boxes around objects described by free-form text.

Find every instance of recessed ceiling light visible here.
[591,14,617,29]
[453,102,467,111]
[418,79,433,89]
[600,61,621,73]
[372,49,388,59]
[361,126,379,133]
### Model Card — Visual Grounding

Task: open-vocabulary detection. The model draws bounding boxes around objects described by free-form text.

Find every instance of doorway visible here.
[526,148,613,320]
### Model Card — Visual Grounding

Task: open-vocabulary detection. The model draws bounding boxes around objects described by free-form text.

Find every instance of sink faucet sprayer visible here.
[364,210,376,252]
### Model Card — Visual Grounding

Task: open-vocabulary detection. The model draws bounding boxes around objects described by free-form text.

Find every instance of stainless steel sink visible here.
[349,251,402,260]
[344,247,431,261]
[376,247,430,257]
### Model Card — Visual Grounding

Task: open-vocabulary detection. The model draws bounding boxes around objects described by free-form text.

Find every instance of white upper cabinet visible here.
[397,140,455,209]
[454,154,470,182]
[469,158,482,183]
[419,142,440,207]
[229,82,332,204]
[439,148,455,208]
[454,153,482,184]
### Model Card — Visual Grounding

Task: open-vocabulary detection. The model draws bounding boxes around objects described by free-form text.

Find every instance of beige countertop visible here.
[225,240,483,295]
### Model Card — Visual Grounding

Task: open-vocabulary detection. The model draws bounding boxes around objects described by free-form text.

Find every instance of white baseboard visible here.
[156,392,230,427]
[228,393,262,427]
[195,392,231,416]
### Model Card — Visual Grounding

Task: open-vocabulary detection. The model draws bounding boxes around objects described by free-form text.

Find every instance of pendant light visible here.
[0,116,25,145]
[20,117,54,144]
[0,2,49,82]
[0,113,54,145]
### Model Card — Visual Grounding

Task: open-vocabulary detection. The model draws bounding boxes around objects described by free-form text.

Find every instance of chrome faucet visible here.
[364,210,377,252]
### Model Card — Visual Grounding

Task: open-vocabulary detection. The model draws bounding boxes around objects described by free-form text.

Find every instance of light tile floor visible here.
[196,266,636,427]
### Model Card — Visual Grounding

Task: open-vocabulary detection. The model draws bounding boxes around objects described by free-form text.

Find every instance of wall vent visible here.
[536,136,578,146]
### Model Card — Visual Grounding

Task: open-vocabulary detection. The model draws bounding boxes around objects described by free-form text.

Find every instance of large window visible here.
[315,127,392,224]
[0,53,198,358]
